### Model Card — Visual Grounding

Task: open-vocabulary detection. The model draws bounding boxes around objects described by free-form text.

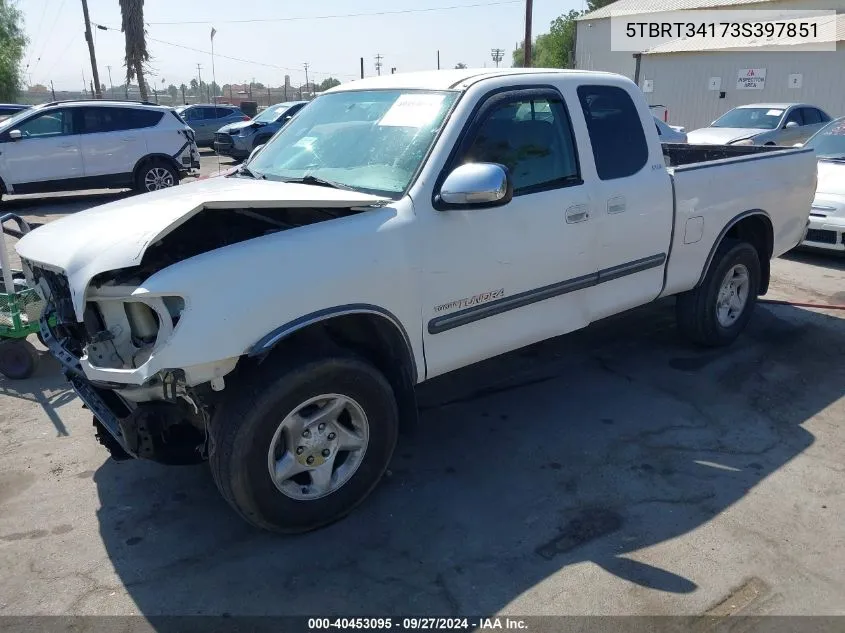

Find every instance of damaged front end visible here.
[22,197,385,464]
[35,284,213,465]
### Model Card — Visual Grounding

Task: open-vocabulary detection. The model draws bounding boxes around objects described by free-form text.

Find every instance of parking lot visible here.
[0,150,843,617]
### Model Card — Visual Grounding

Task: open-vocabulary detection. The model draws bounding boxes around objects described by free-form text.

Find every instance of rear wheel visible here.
[135,159,179,193]
[676,239,761,347]
[0,339,39,379]
[210,353,399,533]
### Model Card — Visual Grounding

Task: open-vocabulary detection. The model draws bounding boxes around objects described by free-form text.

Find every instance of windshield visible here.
[712,107,784,129]
[804,117,845,158]
[254,104,296,123]
[247,89,458,197]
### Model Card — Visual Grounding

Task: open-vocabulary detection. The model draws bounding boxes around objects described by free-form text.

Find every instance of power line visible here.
[30,0,67,77]
[144,34,359,79]
[140,1,521,25]
[24,0,52,74]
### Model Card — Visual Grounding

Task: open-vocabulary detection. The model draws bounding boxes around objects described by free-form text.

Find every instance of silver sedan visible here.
[687,103,832,147]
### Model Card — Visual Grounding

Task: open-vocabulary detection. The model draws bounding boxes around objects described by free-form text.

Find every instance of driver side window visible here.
[784,109,803,127]
[458,95,580,194]
[16,109,72,138]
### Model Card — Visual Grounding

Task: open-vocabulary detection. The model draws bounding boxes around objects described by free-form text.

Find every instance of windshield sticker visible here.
[378,94,446,128]
[766,109,784,116]
[434,289,505,313]
[293,136,317,149]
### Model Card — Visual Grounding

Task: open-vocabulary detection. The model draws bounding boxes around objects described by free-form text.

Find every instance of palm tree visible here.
[119,0,149,100]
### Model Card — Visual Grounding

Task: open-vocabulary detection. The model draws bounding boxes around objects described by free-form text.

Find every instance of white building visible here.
[575,0,845,130]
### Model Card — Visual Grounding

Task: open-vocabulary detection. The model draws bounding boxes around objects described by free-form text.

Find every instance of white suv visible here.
[0,101,200,198]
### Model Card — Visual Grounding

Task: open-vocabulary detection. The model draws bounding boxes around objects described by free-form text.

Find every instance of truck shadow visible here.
[91,300,842,616]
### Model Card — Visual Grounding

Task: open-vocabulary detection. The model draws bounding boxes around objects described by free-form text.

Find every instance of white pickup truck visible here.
[17,69,815,533]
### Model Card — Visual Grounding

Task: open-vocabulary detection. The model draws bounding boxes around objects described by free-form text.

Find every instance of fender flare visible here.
[132,153,183,180]
[695,208,773,289]
[248,303,419,384]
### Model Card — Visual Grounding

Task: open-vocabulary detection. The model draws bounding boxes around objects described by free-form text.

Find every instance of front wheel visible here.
[136,160,179,193]
[676,240,761,347]
[210,353,399,533]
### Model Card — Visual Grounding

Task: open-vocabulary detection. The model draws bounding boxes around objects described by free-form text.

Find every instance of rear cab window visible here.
[577,84,648,180]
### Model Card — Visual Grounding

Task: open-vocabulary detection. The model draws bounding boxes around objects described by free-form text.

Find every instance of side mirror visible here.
[438,163,512,208]
[247,144,265,163]
[8,129,22,140]
[784,121,799,129]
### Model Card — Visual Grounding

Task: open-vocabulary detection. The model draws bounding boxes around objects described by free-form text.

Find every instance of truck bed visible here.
[660,143,817,299]
[663,143,787,167]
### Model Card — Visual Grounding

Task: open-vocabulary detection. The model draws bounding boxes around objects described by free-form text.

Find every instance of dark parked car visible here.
[213,101,307,159]
[175,104,249,147]
[0,104,30,122]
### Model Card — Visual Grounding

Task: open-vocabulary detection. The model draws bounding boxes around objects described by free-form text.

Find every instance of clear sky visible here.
[17,0,583,91]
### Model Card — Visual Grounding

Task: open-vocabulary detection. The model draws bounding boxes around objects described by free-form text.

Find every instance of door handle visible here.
[565,204,590,224]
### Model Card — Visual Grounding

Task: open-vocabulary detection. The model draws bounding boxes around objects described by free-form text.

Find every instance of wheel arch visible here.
[132,153,182,181]
[696,209,774,295]
[246,305,421,432]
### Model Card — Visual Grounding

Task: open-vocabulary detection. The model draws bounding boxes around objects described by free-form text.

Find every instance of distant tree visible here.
[28,83,49,93]
[513,9,582,68]
[454,62,467,69]
[587,0,616,11]
[317,77,341,91]
[119,0,149,100]
[167,84,178,100]
[189,78,199,94]
[0,0,27,102]
[252,81,265,89]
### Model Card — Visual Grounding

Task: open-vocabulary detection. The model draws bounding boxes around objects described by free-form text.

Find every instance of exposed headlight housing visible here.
[729,138,755,146]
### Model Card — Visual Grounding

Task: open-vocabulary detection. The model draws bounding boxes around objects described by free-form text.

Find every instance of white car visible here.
[0,101,200,199]
[654,117,687,143]
[17,69,816,533]
[799,116,845,252]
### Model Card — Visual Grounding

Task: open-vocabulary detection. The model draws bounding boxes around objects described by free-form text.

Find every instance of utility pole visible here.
[391,67,396,74]
[106,65,114,99]
[196,63,203,100]
[374,54,383,76]
[50,80,56,100]
[523,0,534,68]
[80,0,102,98]
[303,64,309,94]
[491,48,504,67]
[267,86,271,105]
[181,84,186,104]
[360,57,364,79]
[437,50,441,70]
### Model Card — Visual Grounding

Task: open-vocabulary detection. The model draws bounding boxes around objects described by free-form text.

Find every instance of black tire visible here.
[676,239,761,347]
[135,159,179,193]
[0,339,39,379]
[210,353,399,533]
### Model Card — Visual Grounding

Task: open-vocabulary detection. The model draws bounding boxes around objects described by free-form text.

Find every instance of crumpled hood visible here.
[686,127,762,145]
[16,176,388,318]
[218,120,265,134]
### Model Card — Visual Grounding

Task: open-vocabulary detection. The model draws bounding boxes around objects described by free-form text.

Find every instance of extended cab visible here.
[16,69,816,533]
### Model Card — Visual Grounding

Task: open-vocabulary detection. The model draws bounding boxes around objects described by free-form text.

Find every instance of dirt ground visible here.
[0,154,843,617]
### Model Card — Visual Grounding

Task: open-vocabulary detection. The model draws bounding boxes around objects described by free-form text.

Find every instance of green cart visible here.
[0,213,47,380]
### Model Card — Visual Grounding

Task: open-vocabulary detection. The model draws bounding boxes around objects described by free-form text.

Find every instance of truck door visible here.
[573,83,674,321]
[418,87,598,378]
